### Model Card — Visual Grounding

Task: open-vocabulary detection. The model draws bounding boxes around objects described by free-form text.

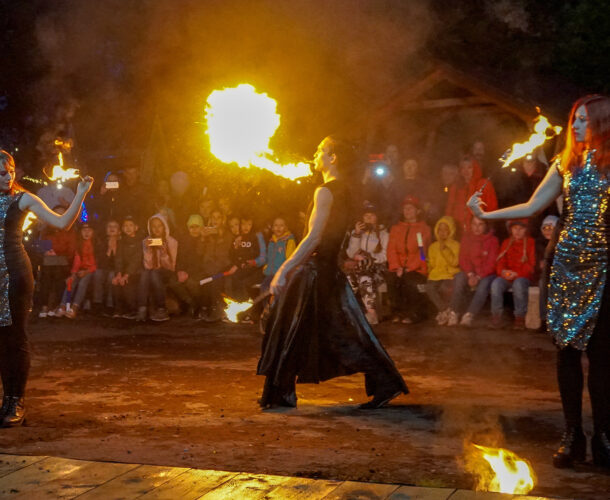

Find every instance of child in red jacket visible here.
[387,196,431,323]
[490,219,536,329]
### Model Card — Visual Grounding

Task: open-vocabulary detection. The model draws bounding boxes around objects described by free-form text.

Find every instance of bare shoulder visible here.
[18,191,37,209]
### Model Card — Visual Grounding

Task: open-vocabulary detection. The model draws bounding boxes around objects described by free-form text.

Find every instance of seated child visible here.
[112,216,143,319]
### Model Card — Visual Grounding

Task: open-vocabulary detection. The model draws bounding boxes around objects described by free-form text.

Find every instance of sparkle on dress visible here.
[548,151,610,350]
[0,192,21,326]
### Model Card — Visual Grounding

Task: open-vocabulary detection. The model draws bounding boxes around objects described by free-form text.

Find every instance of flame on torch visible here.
[501,112,562,169]
[223,297,253,323]
[465,443,536,495]
[22,212,37,234]
[46,153,80,184]
[205,84,311,180]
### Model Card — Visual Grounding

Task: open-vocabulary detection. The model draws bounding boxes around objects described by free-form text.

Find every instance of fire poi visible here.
[205,84,311,180]
[223,297,253,323]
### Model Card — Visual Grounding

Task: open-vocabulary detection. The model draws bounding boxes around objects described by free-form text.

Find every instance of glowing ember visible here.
[466,444,536,495]
[205,84,311,180]
[223,297,253,323]
[47,153,80,183]
[501,113,562,169]
[22,212,37,233]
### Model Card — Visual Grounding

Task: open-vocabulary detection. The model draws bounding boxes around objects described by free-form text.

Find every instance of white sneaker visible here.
[446,310,459,327]
[436,309,450,326]
[460,312,474,327]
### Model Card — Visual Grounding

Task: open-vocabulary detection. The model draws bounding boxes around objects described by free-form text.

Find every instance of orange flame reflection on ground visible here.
[501,114,562,169]
[223,297,253,323]
[205,84,311,180]
[467,444,536,495]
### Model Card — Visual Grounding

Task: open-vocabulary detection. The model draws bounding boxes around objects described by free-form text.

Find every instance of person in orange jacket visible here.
[387,195,431,324]
[490,219,536,329]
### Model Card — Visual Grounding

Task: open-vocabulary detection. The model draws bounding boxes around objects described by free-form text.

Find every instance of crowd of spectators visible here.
[25,141,558,328]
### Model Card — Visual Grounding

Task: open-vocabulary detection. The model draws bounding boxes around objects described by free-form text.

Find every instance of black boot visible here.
[0,396,9,420]
[592,432,610,468]
[553,427,586,468]
[1,396,26,428]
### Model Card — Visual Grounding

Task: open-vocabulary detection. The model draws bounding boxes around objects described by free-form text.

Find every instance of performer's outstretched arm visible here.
[467,164,562,220]
[18,177,94,230]
[270,186,332,295]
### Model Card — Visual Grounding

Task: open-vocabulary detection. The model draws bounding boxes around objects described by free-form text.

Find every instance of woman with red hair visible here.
[468,95,610,470]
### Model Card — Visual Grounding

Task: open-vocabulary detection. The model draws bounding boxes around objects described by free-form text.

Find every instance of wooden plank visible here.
[36,460,140,499]
[138,469,237,500]
[198,472,292,499]
[322,480,400,499]
[266,476,342,499]
[0,455,47,479]
[76,464,188,499]
[446,490,516,500]
[389,485,456,499]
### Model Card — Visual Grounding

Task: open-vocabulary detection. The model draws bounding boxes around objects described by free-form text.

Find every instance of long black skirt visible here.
[257,257,407,406]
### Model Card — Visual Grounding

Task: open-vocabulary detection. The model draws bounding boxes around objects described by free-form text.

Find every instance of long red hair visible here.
[560,94,610,174]
[0,150,24,195]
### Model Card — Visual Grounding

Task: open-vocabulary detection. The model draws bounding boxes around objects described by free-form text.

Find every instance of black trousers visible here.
[386,270,428,321]
[557,283,610,435]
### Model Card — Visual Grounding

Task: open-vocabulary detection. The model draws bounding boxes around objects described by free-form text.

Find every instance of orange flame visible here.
[466,444,536,495]
[502,113,562,169]
[223,297,253,323]
[205,84,311,180]
[47,153,80,183]
[22,212,37,234]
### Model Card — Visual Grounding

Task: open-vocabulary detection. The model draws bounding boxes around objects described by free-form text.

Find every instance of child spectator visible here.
[199,209,234,322]
[446,216,499,327]
[137,213,178,322]
[387,196,431,324]
[225,214,266,305]
[169,214,206,316]
[490,219,535,329]
[345,204,388,325]
[446,156,497,234]
[426,216,460,325]
[57,223,97,319]
[112,216,143,319]
[262,216,296,294]
[537,215,559,330]
[227,215,241,238]
[37,206,76,317]
[92,219,120,316]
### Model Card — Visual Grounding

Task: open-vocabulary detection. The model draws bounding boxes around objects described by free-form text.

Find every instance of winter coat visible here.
[71,238,97,274]
[445,160,498,231]
[264,231,296,277]
[427,216,460,281]
[142,213,178,271]
[387,219,431,275]
[176,234,205,277]
[346,225,389,264]
[115,234,143,276]
[230,231,266,267]
[496,236,536,281]
[47,230,77,259]
[458,231,499,278]
[202,231,233,276]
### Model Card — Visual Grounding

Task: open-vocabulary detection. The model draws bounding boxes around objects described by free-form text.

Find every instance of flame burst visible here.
[467,444,536,495]
[501,113,562,169]
[223,297,253,323]
[205,84,311,180]
[22,212,37,233]
[47,153,80,183]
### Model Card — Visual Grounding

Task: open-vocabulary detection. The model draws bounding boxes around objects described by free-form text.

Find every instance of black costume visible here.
[257,180,407,408]
[0,192,34,426]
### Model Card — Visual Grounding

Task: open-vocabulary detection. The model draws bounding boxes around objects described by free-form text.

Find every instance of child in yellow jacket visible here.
[426,216,460,324]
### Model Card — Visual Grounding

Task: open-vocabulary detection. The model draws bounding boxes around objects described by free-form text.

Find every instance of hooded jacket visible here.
[496,235,536,280]
[264,231,296,277]
[458,230,499,278]
[387,219,431,274]
[143,213,178,271]
[427,216,460,281]
[346,225,389,264]
[445,160,498,231]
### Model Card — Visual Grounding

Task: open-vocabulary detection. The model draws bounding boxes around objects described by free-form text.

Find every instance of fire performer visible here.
[257,137,407,409]
[0,151,93,427]
[467,95,610,470]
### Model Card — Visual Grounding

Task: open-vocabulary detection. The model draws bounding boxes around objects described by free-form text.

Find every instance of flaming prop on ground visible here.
[205,84,311,180]
[223,297,253,323]
[501,112,562,169]
[465,443,536,495]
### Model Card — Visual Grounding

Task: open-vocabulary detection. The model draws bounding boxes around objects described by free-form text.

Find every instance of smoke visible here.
[30,0,437,159]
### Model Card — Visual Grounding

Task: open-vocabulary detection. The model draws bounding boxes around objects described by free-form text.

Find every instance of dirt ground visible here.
[1,315,609,499]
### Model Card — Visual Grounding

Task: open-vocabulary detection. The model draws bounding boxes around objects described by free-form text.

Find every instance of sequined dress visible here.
[548,152,610,350]
[257,180,407,406]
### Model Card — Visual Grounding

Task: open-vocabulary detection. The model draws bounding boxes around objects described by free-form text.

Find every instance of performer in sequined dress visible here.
[468,95,610,470]
[0,151,93,427]
[257,137,408,409]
